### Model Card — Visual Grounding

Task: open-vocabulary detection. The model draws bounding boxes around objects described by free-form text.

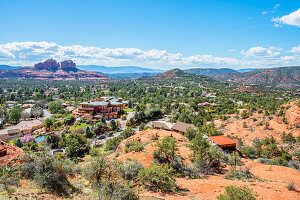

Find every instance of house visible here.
[171,121,196,133]
[65,106,76,112]
[208,135,236,151]
[78,97,128,120]
[151,121,173,130]
[20,104,34,109]
[0,120,44,136]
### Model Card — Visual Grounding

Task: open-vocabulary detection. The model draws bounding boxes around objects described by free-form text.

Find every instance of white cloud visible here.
[289,44,300,53]
[241,46,281,59]
[274,4,280,9]
[0,41,299,69]
[262,4,280,15]
[228,49,235,52]
[272,8,300,27]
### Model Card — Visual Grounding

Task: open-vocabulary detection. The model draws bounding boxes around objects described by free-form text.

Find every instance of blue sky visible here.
[0,0,300,69]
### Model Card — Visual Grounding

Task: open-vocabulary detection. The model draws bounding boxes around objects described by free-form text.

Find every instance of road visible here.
[90,130,123,146]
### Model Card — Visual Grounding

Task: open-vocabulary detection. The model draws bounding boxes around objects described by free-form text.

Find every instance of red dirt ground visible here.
[222,101,300,145]
[110,129,300,200]
[0,139,23,166]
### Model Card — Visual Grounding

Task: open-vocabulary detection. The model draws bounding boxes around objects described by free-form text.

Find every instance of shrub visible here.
[286,182,296,191]
[21,134,35,143]
[119,159,144,180]
[287,160,299,170]
[0,165,19,192]
[89,146,107,157]
[19,153,72,195]
[270,157,288,166]
[139,123,146,131]
[83,155,110,185]
[281,132,295,143]
[242,146,257,159]
[241,110,249,119]
[14,138,23,148]
[293,149,300,161]
[138,164,177,192]
[217,185,257,200]
[122,127,136,139]
[255,158,272,165]
[125,141,144,152]
[63,114,75,125]
[106,136,122,151]
[170,156,203,178]
[95,180,138,200]
[261,144,280,158]
[228,151,243,170]
[224,167,253,181]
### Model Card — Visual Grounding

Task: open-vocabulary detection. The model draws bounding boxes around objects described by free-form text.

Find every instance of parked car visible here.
[98,135,106,139]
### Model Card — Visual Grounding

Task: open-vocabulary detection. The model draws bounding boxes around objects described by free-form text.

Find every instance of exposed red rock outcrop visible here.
[0,139,23,166]
[60,60,77,71]
[34,59,60,71]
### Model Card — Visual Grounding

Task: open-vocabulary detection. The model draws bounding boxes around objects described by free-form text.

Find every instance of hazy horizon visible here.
[1,0,300,70]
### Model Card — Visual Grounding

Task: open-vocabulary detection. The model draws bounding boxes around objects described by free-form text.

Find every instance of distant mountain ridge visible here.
[184,68,238,76]
[0,65,21,71]
[77,65,164,74]
[215,66,300,88]
[149,68,224,88]
[0,59,111,80]
[106,72,160,79]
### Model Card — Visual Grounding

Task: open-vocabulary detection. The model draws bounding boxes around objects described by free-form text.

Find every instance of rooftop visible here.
[171,121,196,133]
[0,120,44,135]
[208,135,236,147]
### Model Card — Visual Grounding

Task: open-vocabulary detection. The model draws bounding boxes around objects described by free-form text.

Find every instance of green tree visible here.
[14,138,23,148]
[153,136,178,163]
[63,114,75,125]
[110,119,117,130]
[44,118,54,130]
[188,134,222,174]
[59,134,90,158]
[84,126,93,138]
[228,151,242,170]
[48,100,63,114]
[9,106,21,124]
[0,104,8,125]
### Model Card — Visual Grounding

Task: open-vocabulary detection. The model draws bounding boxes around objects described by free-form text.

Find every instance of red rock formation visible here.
[0,59,111,80]
[0,139,23,166]
[34,59,60,71]
[60,60,77,71]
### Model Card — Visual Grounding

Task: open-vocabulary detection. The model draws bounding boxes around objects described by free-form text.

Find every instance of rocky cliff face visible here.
[60,60,77,71]
[34,59,60,71]
[34,59,77,72]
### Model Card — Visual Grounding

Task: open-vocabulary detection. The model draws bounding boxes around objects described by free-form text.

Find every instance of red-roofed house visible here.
[208,135,236,151]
